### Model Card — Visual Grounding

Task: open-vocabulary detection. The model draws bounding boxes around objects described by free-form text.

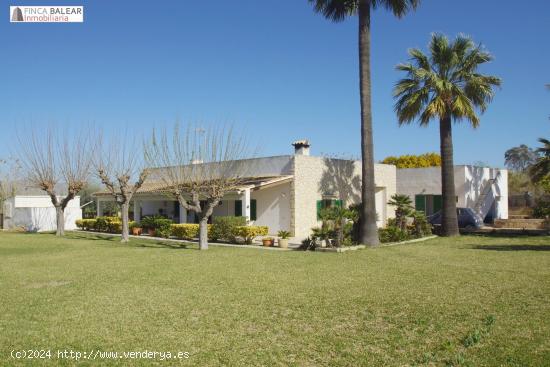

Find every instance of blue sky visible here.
[2,0,549,167]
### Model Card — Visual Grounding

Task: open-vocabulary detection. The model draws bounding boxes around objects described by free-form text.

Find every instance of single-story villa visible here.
[95,141,397,239]
[94,142,509,238]
[2,195,82,232]
[397,165,508,222]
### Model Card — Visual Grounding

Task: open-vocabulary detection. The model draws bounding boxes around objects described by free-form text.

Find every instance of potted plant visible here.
[140,216,156,236]
[277,230,290,249]
[129,221,142,236]
[262,237,274,247]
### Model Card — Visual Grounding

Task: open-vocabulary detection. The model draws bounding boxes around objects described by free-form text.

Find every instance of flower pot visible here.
[147,228,156,236]
[278,238,289,249]
[262,239,274,247]
[131,227,142,236]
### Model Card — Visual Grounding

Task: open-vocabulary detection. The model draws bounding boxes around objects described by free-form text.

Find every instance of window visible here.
[234,199,256,220]
[316,199,343,220]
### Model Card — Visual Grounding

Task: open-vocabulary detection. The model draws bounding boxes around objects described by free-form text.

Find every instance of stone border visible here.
[315,245,366,253]
[380,235,438,247]
[313,236,438,253]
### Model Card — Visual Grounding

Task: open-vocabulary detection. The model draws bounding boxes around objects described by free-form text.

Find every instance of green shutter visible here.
[251,200,257,221]
[415,195,426,212]
[316,200,322,220]
[234,200,242,217]
[433,195,443,213]
[335,199,343,208]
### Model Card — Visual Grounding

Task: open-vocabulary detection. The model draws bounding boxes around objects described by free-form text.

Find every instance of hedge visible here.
[209,216,247,242]
[234,226,269,244]
[171,224,202,240]
[77,217,269,244]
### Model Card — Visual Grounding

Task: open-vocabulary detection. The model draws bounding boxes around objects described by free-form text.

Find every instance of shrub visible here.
[79,219,97,231]
[153,218,174,238]
[95,217,109,232]
[533,199,550,218]
[171,224,200,240]
[412,212,432,238]
[379,226,410,243]
[140,216,160,230]
[108,220,122,234]
[234,226,268,244]
[210,216,247,242]
[299,237,316,251]
[75,219,84,229]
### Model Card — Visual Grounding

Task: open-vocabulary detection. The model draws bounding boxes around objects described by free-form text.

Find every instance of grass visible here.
[1,232,550,366]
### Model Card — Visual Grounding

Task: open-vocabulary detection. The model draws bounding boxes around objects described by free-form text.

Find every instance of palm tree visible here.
[309,0,420,246]
[393,34,501,236]
[530,138,550,182]
[387,194,414,231]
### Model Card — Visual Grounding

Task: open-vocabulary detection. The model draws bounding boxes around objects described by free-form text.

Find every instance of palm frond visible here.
[308,0,358,22]
[394,33,500,128]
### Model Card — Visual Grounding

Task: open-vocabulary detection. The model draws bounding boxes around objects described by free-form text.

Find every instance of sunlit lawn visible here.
[1,232,549,366]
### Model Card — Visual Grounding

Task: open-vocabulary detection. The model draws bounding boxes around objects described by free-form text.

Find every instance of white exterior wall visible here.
[292,155,396,239]
[251,182,291,235]
[2,196,82,232]
[397,166,508,220]
[462,166,508,220]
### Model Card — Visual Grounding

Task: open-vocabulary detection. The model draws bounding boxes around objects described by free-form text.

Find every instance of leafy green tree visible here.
[309,0,420,246]
[387,194,414,231]
[504,144,538,172]
[381,153,441,168]
[530,138,550,182]
[393,34,501,236]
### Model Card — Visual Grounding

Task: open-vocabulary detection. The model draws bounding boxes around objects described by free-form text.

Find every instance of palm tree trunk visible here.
[439,115,459,236]
[358,0,379,246]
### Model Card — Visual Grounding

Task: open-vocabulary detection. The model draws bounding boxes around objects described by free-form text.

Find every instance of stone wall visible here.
[291,155,396,238]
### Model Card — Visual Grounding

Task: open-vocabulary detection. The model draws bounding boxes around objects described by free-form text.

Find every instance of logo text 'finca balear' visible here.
[10,6,84,23]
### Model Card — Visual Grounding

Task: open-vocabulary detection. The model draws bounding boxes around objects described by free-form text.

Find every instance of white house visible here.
[95,141,397,239]
[2,196,82,232]
[397,165,508,222]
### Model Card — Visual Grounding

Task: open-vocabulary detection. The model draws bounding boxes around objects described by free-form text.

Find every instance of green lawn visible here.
[1,232,549,366]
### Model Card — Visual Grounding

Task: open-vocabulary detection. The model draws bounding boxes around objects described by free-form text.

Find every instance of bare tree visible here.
[95,132,147,243]
[146,124,254,250]
[0,157,21,215]
[17,127,93,236]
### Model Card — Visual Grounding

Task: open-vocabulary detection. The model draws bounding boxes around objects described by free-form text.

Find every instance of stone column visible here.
[179,202,187,223]
[133,200,141,222]
[241,188,251,222]
[97,199,103,217]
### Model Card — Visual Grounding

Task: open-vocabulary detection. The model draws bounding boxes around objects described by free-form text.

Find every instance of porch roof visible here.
[92,175,293,198]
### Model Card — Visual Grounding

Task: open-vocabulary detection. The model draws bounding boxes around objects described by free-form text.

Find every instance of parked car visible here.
[428,207,483,229]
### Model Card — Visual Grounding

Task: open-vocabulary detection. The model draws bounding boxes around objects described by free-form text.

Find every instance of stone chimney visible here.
[292,140,310,156]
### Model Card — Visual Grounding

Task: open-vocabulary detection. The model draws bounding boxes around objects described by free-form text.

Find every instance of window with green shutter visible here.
[433,195,442,213]
[250,200,257,221]
[234,200,242,217]
[317,199,343,220]
[415,195,426,212]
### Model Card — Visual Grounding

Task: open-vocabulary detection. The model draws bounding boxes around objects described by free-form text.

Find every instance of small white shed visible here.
[2,196,82,232]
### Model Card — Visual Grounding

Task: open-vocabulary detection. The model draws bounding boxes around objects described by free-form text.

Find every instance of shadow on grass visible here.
[469,244,550,251]
[66,232,197,250]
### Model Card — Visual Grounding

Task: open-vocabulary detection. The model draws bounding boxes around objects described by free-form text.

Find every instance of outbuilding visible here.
[1,195,82,232]
[397,165,508,222]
